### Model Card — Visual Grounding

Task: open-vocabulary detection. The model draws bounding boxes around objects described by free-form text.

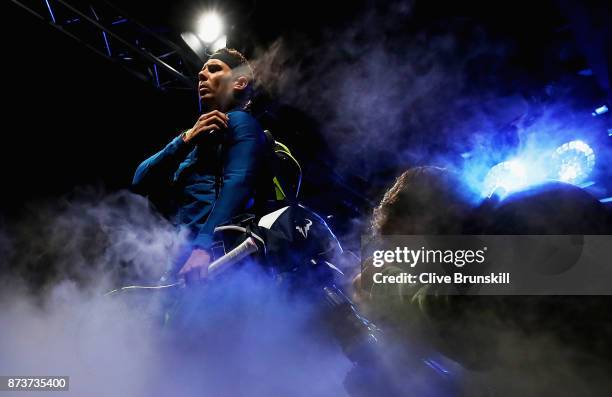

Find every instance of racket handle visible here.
[208,237,259,277]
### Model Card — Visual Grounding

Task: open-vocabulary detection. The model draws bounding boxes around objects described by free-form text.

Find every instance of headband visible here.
[208,51,246,70]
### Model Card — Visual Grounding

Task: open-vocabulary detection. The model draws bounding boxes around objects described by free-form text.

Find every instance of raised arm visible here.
[132,134,193,195]
[132,110,230,195]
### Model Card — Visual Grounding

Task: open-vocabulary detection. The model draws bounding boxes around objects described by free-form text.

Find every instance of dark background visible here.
[4,0,611,244]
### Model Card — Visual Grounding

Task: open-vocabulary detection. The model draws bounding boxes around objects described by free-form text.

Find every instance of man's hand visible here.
[177,248,212,285]
[182,110,229,144]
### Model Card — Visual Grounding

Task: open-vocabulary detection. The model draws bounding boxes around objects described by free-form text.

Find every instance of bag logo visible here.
[296,219,313,238]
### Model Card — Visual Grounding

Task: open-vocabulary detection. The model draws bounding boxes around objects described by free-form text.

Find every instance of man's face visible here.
[198,59,234,108]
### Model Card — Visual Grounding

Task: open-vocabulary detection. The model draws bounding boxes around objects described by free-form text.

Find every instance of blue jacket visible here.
[132,110,267,250]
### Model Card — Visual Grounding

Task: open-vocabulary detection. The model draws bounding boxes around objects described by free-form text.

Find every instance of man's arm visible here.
[132,111,229,195]
[132,134,192,195]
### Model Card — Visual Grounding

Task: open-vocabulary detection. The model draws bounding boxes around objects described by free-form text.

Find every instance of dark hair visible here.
[213,48,254,108]
[372,166,477,235]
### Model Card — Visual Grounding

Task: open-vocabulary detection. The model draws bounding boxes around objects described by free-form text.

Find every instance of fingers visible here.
[187,119,226,143]
[194,115,228,133]
[177,264,208,286]
[187,111,229,143]
[198,110,229,124]
[177,248,211,286]
[177,262,190,278]
[192,123,222,137]
[179,266,200,286]
[204,115,228,129]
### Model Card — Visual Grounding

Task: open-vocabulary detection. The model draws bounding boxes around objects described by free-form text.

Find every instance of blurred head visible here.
[198,48,254,111]
[485,181,611,234]
[372,166,479,235]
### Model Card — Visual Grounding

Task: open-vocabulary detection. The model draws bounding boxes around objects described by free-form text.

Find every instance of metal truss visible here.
[11,0,201,90]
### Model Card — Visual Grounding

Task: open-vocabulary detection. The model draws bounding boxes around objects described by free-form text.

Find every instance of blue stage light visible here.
[592,105,608,116]
[552,140,595,184]
[481,140,596,198]
[482,160,528,198]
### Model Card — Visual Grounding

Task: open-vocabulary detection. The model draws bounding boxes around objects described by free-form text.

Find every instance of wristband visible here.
[181,129,193,143]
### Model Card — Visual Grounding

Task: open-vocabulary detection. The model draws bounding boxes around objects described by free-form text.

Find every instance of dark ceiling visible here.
[4,0,611,241]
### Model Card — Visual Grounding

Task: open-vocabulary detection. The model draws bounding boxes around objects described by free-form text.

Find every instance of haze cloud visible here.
[0,189,352,396]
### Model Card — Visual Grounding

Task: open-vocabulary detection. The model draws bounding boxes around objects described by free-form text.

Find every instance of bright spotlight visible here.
[482,160,529,198]
[181,32,204,55]
[210,35,227,52]
[553,140,595,184]
[197,12,223,43]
